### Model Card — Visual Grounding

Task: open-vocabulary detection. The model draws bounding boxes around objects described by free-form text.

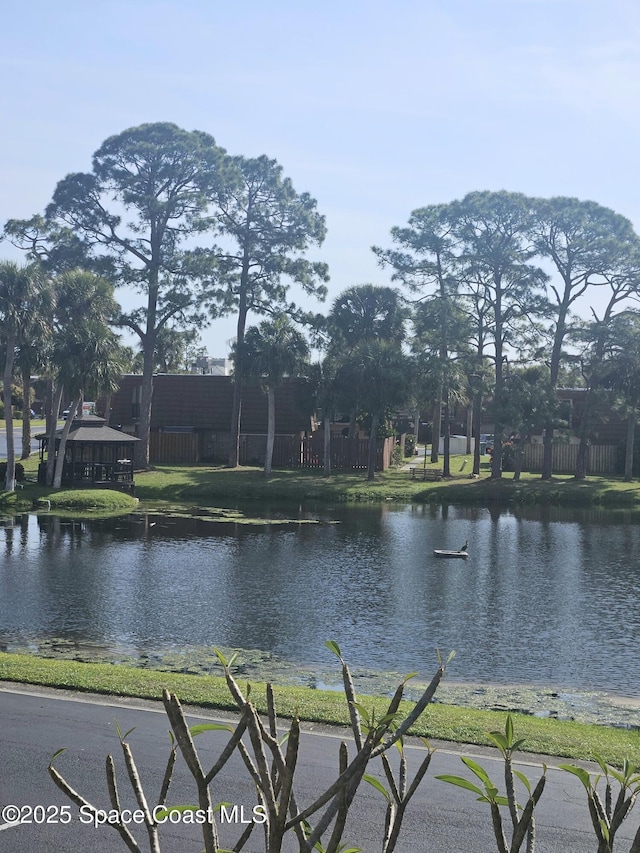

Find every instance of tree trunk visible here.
[471,388,482,475]
[541,421,554,480]
[264,386,275,478]
[347,409,358,469]
[575,440,589,480]
[430,397,441,463]
[491,432,503,479]
[574,389,592,480]
[20,362,31,460]
[624,411,636,482]
[46,384,65,486]
[513,441,523,481]
[228,378,243,467]
[103,393,112,426]
[53,399,79,489]
[228,246,251,468]
[466,403,473,456]
[442,395,451,478]
[323,412,331,477]
[135,342,154,469]
[3,333,17,492]
[367,413,379,481]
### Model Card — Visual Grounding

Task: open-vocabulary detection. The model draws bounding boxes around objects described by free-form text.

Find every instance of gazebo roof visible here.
[37,415,139,444]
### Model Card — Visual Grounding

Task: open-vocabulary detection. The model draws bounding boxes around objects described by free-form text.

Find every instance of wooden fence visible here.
[242,433,393,471]
[150,431,199,464]
[150,430,394,470]
[523,443,618,474]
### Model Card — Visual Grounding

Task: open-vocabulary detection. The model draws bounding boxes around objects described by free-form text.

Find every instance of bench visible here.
[409,467,443,481]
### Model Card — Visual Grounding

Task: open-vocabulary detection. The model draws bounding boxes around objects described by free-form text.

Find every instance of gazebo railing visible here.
[63,461,134,485]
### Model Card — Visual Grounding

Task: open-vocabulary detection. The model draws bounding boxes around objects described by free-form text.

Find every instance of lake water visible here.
[1,502,639,706]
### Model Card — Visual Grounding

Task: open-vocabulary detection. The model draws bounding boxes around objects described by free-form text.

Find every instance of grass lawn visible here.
[4,452,640,512]
[1,652,638,767]
[131,457,640,509]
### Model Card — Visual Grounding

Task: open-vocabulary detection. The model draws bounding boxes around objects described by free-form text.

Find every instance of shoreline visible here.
[2,638,639,730]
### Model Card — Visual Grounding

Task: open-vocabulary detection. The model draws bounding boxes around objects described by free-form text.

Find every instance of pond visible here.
[1,502,639,719]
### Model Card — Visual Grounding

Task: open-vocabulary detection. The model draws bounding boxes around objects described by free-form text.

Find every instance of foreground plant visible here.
[436,714,546,853]
[48,642,451,852]
[559,756,640,852]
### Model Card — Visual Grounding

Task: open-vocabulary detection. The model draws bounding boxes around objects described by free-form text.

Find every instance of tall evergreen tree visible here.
[528,197,640,479]
[207,155,328,468]
[44,122,231,468]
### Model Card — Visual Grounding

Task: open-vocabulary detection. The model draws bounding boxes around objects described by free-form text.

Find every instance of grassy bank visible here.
[0,652,637,766]
[132,460,640,509]
[0,455,137,514]
[3,453,640,510]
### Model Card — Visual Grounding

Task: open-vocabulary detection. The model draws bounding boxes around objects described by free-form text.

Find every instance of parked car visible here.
[480,433,494,455]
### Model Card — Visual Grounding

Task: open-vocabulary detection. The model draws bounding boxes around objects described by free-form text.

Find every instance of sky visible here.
[2,0,640,359]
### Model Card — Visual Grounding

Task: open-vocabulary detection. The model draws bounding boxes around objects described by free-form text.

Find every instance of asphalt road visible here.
[1,685,638,852]
[0,427,26,462]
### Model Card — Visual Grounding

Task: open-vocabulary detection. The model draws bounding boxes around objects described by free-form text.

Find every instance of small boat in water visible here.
[433,541,469,559]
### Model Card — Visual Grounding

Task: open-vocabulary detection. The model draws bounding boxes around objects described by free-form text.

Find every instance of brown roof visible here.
[37,416,139,444]
[107,374,312,433]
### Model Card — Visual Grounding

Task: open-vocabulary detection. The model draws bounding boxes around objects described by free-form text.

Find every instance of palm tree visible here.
[335,339,413,481]
[326,285,407,465]
[239,315,310,477]
[44,270,122,487]
[51,322,128,488]
[0,262,53,491]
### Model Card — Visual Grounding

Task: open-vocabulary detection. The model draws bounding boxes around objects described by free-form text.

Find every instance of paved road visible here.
[1,685,638,852]
[0,427,26,462]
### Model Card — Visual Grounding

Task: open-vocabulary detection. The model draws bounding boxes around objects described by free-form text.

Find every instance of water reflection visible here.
[1,504,639,695]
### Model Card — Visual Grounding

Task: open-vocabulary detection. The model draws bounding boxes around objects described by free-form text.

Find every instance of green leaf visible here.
[461,757,493,787]
[505,714,514,745]
[446,649,456,666]
[213,647,227,667]
[352,702,371,726]
[487,732,508,753]
[402,672,419,683]
[50,748,66,762]
[189,723,235,736]
[559,764,592,790]
[363,774,391,802]
[435,774,486,797]
[325,639,342,659]
[514,770,532,794]
[114,720,136,742]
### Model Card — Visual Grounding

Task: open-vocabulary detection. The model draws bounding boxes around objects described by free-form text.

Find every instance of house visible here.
[103,374,396,470]
[104,374,315,465]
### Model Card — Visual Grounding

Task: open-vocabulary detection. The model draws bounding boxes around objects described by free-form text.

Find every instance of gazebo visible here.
[37,415,139,493]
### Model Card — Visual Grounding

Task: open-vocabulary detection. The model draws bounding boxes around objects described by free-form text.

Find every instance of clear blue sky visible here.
[2,0,639,356]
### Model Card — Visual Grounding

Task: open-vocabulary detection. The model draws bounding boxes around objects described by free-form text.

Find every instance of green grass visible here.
[1,652,638,767]
[0,455,137,514]
[131,459,640,509]
[4,452,640,510]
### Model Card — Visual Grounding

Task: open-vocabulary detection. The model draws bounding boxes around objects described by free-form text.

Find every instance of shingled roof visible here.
[108,375,313,433]
[38,415,139,443]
